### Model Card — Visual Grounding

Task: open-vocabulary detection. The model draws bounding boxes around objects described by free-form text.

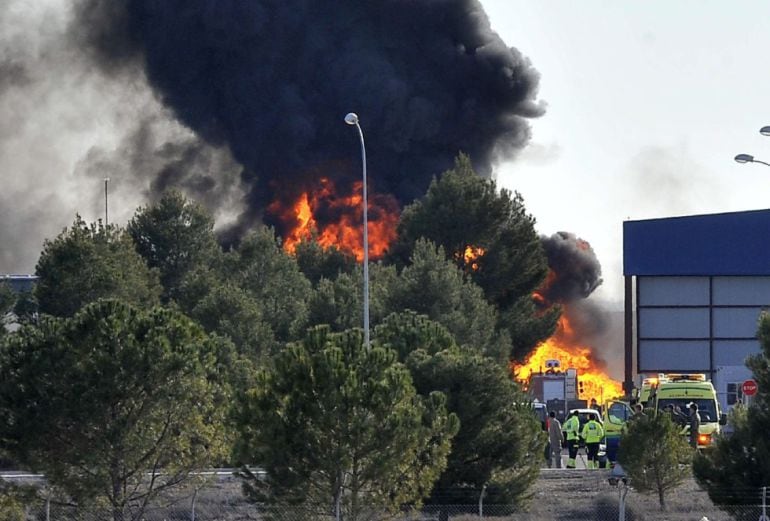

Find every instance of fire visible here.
[268,177,399,262]
[512,314,623,403]
[458,245,485,271]
[533,269,556,306]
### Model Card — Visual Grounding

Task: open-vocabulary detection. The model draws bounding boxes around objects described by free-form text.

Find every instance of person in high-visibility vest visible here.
[581,416,605,469]
[563,410,580,469]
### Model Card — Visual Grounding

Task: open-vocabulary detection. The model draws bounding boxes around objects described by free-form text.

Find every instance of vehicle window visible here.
[656,399,717,422]
[608,402,629,424]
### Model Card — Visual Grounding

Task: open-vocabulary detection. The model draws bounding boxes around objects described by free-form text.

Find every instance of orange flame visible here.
[512,314,623,403]
[268,177,399,261]
[458,245,485,271]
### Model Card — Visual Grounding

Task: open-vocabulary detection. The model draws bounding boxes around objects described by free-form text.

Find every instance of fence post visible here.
[191,487,198,521]
[45,489,50,521]
[478,483,487,518]
[618,482,629,521]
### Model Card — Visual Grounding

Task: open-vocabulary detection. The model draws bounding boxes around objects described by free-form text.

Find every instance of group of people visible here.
[544,401,704,470]
[546,410,605,470]
[630,401,702,448]
[664,402,701,447]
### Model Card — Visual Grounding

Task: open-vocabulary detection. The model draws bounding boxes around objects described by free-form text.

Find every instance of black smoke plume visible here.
[540,231,603,304]
[70,0,544,238]
[539,232,620,377]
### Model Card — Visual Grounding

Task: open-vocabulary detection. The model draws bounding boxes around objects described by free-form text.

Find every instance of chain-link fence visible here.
[14,502,768,521]
[3,471,768,521]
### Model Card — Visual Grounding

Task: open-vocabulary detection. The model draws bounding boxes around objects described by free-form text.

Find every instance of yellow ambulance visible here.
[647,373,727,449]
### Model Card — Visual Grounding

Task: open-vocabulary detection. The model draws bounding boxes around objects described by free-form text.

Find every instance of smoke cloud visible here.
[539,231,623,379]
[0,2,244,273]
[540,231,603,304]
[0,0,543,272]
[68,0,544,237]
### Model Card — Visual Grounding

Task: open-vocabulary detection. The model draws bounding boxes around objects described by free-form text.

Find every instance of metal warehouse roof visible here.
[623,209,770,276]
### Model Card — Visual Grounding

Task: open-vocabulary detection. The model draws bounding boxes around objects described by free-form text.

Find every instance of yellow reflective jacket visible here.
[564,415,580,440]
[581,419,604,443]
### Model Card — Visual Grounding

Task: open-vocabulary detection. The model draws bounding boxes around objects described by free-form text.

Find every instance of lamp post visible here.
[734,126,770,167]
[104,177,110,226]
[734,154,770,167]
[344,112,370,349]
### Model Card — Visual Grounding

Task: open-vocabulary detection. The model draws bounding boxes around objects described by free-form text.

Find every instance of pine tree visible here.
[617,413,692,510]
[693,311,770,521]
[235,325,459,520]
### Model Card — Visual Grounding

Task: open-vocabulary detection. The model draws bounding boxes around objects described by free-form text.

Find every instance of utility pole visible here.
[104,177,110,227]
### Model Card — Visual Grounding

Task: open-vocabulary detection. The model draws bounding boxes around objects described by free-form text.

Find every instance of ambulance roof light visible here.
[665,373,706,382]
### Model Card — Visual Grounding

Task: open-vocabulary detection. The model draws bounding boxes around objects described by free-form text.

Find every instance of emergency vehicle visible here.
[646,373,727,449]
[602,399,633,462]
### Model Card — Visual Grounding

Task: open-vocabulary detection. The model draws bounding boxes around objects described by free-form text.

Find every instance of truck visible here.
[526,360,586,422]
[645,373,727,449]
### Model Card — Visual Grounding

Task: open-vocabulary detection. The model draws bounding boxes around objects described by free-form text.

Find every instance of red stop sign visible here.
[742,379,758,396]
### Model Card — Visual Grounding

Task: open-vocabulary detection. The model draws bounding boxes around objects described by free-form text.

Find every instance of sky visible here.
[481,0,770,307]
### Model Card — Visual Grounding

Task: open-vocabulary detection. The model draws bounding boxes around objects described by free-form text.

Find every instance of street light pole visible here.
[344,112,370,349]
[734,154,770,167]
[104,177,110,227]
[734,126,770,167]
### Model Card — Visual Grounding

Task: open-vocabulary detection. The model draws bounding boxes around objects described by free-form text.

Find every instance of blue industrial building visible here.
[623,209,770,411]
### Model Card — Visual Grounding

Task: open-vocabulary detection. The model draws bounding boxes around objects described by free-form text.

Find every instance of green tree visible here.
[35,216,161,317]
[0,282,15,338]
[374,311,456,360]
[294,237,356,286]
[0,300,234,521]
[188,282,276,361]
[617,413,692,510]
[235,325,459,519]
[388,153,558,360]
[374,314,543,509]
[384,239,503,358]
[128,190,223,303]
[405,346,544,509]
[307,272,362,332]
[693,311,770,521]
[226,227,311,342]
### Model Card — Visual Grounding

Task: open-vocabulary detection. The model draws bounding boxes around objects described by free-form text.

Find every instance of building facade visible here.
[623,209,770,411]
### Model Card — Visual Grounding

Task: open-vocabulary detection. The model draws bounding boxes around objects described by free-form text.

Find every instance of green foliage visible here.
[128,190,222,303]
[0,300,234,521]
[405,347,545,508]
[188,281,276,361]
[388,153,557,360]
[0,283,15,338]
[374,311,457,360]
[383,239,500,357]
[35,216,161,317]
[235,325,459,519]
[617,413,692,510]
[306,272,362,332]
[225,227,311,342]
[294,237,356,286]
[693,311,770,521]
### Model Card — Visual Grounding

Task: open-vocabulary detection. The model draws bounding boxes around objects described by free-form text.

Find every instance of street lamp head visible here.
[344,112,359,126]
[761,126,770,137]
[735,153,754,164]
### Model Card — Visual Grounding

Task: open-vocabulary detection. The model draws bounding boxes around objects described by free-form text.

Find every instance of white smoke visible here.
[0,1,243,273]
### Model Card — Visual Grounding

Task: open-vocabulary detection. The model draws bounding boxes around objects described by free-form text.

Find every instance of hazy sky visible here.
[481,0,770,306]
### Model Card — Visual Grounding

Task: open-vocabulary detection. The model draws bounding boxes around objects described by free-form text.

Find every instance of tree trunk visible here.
[657,485,666,511]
